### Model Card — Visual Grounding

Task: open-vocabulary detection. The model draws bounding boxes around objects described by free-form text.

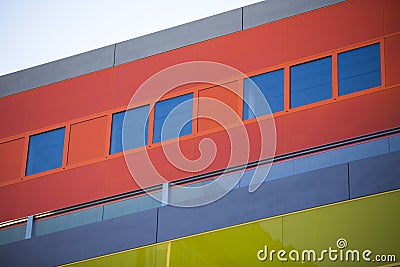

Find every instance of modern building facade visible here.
[0,0,399,266]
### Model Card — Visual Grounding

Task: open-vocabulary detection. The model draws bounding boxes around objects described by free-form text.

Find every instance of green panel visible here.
[62,191,400,267]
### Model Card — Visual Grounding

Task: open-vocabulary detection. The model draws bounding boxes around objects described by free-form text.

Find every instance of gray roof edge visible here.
[0,0,346,98]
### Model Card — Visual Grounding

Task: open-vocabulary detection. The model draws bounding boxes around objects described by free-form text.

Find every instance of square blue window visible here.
[243,68,284,120]
[26,127,65,176]
[110,105,150,154]
[153,93,193,143]
[338,43,381,96]
[290,56,332,108]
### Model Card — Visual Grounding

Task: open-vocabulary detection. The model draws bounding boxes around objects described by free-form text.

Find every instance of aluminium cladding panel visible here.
[349,150,400,199]
[243,0,346,29]
[157,164,349,242]
[114,8,242,66]
[0,209,158,267]
[0,45,115,98]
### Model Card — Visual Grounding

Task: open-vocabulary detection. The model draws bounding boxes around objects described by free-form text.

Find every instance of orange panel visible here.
[198,19,287,74]
[67,116,108,165]
[0,183,21,222]
[287,91,387,152]
[288,0,383,61]
[112,45,197,109]
[0,91,30,139]
[105,156,141,197]
[387,86,400,128]
[198,81,240,132]
[0,138,24,183]
[385,34,400,87]
[29,69,112,131]
[384,0,400,35]
[20,162,105,217]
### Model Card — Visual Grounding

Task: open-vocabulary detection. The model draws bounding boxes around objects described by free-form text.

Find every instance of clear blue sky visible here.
[0,0,261,76]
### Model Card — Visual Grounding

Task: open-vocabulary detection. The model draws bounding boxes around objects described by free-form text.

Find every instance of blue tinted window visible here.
[110,105,150,154]
[243,69,284,120]
[153,93,193,143]
[290,56,332,108]
[26,128,65,175]
[338,43,381,96]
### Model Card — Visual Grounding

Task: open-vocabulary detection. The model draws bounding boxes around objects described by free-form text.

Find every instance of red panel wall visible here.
[287,0,383,61]
[387,87,400,128]
[19,162,105,217]
[1,0,398,222]
[385,34,400,87]
[112,45,197,109]
[193,130,231,176]
[0,91,30,139]
[29,69,112,131]
[384,0,400,35]
[68,116,108,165]
[287,91,387,152]
[146,138,195,182]
[198,19,287,74]
[0,138,24,183]
[0,183,20,222]
[245,115,288,161]
[105,156,141,197]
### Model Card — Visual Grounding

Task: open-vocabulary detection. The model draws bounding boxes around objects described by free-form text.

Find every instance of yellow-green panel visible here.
[168,216,282,267]
[283,190,400,267]
[62,190,400,267]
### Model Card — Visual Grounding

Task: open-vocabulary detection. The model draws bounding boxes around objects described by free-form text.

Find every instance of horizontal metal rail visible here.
[1,126,399,229]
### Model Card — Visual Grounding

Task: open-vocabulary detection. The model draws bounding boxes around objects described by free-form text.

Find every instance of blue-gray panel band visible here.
[0,209,158,267]
[349,150,400,199]
[0,45,115,98]
[157,164,349,242]
[114,8,242,66]
[243,0,346,30]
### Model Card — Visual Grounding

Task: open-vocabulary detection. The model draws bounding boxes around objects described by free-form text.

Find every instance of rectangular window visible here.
[153,93,193,143]
[338,43,381,96]
[26,127,65,176]
[290,56,332,108]
[243,69,284,120]
[110,105,150,154]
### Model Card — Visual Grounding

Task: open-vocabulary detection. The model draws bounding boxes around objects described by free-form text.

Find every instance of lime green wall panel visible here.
[63,190,400,267]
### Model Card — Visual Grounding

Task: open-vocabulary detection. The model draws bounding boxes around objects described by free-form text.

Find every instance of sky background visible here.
[0,0,261,76]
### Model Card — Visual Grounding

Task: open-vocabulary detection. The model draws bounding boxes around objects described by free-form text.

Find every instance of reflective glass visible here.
[153,93,193,143]
[243,68,284,120]
[110,105,150,154]
[338,43,381,96]
[26,127,65,175]
[290,56,332,108]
